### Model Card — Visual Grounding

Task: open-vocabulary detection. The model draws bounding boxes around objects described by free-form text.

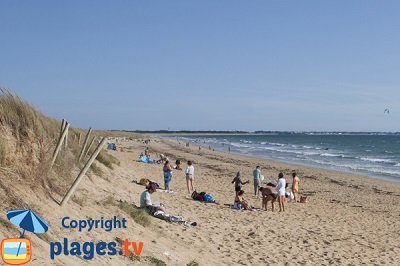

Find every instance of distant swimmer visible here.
[384,109,390,114]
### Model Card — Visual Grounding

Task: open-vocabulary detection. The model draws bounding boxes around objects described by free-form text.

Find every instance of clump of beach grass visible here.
[145,256,167,266]
[89,162,103,176]
[118,200,151,227]
[103,195,115,205]
[0,136,5,166]
[96,150,120,169]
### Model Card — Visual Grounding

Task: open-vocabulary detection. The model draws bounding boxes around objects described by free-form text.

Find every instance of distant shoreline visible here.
[111,130,400,135]
[158,134,400,183]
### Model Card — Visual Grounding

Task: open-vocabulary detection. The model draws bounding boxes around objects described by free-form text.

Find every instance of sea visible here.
[176,133,400,182]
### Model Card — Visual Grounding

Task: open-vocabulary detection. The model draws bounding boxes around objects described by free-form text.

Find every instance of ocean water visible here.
[177,133,400,182]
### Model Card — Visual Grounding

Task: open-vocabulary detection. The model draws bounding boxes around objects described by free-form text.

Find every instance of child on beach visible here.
[276,172,286,212]
[292,172,300,202]
[185,160,195,194]
[163,160,173,192]
[231,171,249,196]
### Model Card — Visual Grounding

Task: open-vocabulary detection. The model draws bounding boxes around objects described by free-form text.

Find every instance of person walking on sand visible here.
[292,172,300,202]
[163,160,173,192]
[232,171,249,196]
[253,166,262,197]
[276,172,286,212]
[185,160,195,194]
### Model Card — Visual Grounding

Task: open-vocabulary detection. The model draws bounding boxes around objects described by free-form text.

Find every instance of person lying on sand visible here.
[191,191,219,204]
[140,182,166,215]
[259,186,277,211]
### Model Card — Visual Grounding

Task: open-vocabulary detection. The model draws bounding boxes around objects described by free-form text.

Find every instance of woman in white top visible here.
[276,172,286,212]
[185,160,195,194]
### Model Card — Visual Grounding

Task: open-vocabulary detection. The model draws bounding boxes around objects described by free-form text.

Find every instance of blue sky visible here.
[1,1,399,131]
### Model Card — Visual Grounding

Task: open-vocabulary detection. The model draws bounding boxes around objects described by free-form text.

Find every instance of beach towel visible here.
[140,155,156,164]
[223,204,260,211]
[153,211,196,226]
[156,189,177,194]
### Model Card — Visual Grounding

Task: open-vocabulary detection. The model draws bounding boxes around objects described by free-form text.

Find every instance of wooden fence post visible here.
[78,133,82,145]
[60,137,107,206]
[59,119,66,147]
[64,122,68,149]
[59,119,66,139]
[49,122,70,170]
[78,128,92,162]
[83,136,97,159]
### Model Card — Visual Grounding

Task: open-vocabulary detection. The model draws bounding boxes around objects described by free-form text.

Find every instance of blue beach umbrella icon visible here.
[6,209,49,256]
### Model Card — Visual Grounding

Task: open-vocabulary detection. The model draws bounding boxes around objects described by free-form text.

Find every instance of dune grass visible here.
[96,150,120,169]
[0,136,5,166]
[118,200,151,227]
[0,88,60,142]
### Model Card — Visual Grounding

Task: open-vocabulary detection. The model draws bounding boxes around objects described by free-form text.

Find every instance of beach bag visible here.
[260,175,264,181]
[203,194,215,203]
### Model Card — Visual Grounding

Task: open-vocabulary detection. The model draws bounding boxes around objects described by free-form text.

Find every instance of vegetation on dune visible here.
[95,150,120,169]
[118,200,151,227]
[0,88,130,204]
[0,88,60,143]
[0,135,5,166]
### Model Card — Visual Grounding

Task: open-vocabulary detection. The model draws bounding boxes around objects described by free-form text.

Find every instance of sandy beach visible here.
[2,136,400,265]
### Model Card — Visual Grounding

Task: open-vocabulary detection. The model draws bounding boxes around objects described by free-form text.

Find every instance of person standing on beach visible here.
[163,160,173,192]
[185,160,195,194]
[276,172,286,212]
[292,172,300,202]
[253,166,262,197]
[232,171,249,196]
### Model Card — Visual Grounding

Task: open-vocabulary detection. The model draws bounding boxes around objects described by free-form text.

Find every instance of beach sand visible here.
[2,136,400,265]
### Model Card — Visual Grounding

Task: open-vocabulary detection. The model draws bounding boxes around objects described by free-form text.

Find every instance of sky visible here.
[0,1,399,132]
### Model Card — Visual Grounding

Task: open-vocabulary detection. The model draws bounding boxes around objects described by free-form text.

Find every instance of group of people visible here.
[162,159,195,194]
[139,148,301,224]
[232,166,301,212]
